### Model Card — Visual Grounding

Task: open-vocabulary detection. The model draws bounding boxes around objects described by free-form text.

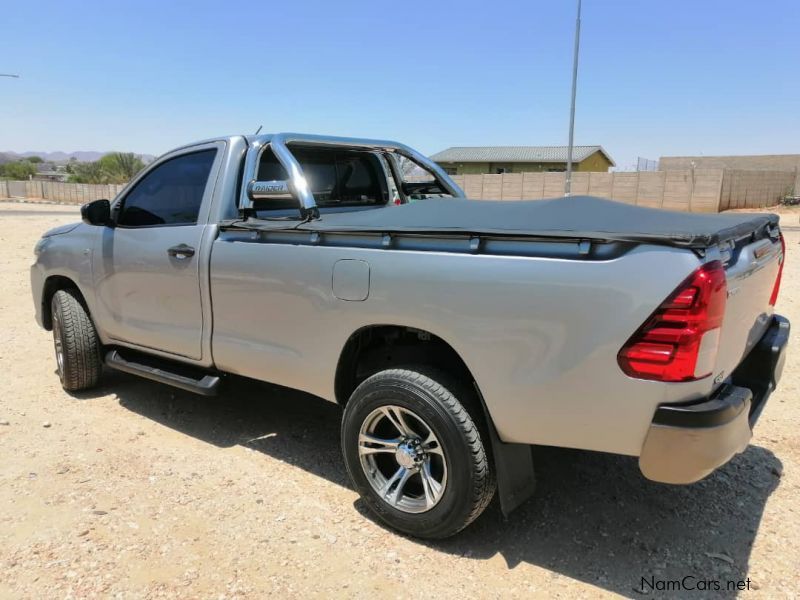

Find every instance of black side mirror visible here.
[81,199,112,226]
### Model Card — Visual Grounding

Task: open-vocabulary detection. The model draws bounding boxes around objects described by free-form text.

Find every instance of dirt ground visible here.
[1,201,798,599]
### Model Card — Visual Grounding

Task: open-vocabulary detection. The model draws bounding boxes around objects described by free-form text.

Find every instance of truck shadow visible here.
[419,444,780,598]
[93,370,782,599]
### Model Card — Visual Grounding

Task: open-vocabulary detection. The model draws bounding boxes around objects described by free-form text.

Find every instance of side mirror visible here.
[81,199,112,226]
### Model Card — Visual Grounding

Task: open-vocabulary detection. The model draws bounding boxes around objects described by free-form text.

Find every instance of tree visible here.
[67,153,146,184]
[1,160,37,180]
[68,161,106,184]
[97,152,145,184]
[26,156,44,163]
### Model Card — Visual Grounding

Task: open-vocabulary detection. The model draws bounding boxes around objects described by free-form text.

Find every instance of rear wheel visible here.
[50,289,102,391]
[341,367,495,538]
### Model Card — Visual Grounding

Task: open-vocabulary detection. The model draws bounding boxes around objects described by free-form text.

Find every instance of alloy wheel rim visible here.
[358,405,447,514]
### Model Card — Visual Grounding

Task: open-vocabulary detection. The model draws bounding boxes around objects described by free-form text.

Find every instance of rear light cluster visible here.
[618,261,727,382]
[769,234,786,306]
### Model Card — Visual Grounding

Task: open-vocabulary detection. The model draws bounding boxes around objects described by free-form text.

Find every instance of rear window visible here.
[393,154,452,201]
[254,146,389,213]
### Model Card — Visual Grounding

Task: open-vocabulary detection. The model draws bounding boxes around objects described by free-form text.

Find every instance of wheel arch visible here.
[334,324,479,408]
[334,323,537,516]
[41,275,85,330]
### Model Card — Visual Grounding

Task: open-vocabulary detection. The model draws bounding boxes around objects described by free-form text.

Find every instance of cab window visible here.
[117,150,217,227]
[254,146,388,213]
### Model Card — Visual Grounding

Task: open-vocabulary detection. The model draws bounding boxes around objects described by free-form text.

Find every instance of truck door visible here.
[92,143,221,360]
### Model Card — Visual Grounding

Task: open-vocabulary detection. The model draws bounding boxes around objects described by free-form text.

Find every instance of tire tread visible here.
[52,289,101,391]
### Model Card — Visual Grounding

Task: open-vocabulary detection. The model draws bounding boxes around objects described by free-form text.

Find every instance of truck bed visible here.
[269,195,779,249]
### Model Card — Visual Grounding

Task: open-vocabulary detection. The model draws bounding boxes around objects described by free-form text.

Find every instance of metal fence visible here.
[636,157,659,172]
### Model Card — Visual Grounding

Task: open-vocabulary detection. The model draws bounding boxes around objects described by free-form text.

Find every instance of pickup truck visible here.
[31,133,790,539]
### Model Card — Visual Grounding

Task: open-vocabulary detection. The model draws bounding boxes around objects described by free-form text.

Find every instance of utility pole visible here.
[564,0,582,196]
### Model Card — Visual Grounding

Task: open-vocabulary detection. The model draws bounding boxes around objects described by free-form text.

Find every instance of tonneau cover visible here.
[249,196,780,249]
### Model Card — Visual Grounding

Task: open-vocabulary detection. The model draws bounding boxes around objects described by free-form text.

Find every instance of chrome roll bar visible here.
[239,132,465,218]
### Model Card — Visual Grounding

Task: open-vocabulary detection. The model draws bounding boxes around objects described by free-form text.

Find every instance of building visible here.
[33,171,70,182]
[33,163,69,183]
[430,145,615,175]
[659,154,800,191]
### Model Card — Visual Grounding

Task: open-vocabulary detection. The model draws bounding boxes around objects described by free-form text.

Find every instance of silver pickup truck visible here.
[31,133,789,538]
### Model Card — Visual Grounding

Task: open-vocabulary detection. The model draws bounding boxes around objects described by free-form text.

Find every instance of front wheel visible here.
[341,368,496,539]
[50,289,102,391]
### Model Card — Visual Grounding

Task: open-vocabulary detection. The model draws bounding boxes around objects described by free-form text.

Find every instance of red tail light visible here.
[769,234,786,306]
[618,261,727,382]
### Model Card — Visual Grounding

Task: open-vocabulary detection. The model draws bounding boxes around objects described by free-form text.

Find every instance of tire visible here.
[50,289,102,391]
[341,367,496,539]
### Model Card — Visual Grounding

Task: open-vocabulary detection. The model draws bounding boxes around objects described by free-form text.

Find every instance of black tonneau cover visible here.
[246,196,780,249]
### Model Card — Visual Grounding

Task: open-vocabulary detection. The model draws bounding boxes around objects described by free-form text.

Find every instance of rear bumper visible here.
[639,314,790,484]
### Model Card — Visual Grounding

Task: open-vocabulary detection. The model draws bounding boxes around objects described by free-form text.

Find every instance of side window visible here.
[117,149,217,227]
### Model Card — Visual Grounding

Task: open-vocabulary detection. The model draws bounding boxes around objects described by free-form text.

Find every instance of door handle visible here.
[167,244,195,259]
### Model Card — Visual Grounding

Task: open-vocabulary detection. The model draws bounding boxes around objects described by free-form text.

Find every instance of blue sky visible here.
[1,0,798,169]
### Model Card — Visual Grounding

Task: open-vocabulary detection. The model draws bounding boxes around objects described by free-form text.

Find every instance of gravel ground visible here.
[1,201,798,599]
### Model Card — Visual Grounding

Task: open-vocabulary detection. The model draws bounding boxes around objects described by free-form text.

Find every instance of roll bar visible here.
[239,133,465,219]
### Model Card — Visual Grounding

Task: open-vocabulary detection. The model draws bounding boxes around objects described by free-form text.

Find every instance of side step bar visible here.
[105,350,221,396]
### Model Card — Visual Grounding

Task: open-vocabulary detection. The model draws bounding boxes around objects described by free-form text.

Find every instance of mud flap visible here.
[474,385,536,516]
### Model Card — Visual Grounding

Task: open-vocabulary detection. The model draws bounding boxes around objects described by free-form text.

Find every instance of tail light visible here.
[769,234,786,306]
[618,261,727,382]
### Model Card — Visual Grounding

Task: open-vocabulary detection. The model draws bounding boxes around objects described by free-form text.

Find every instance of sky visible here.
[1,0,798,170]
